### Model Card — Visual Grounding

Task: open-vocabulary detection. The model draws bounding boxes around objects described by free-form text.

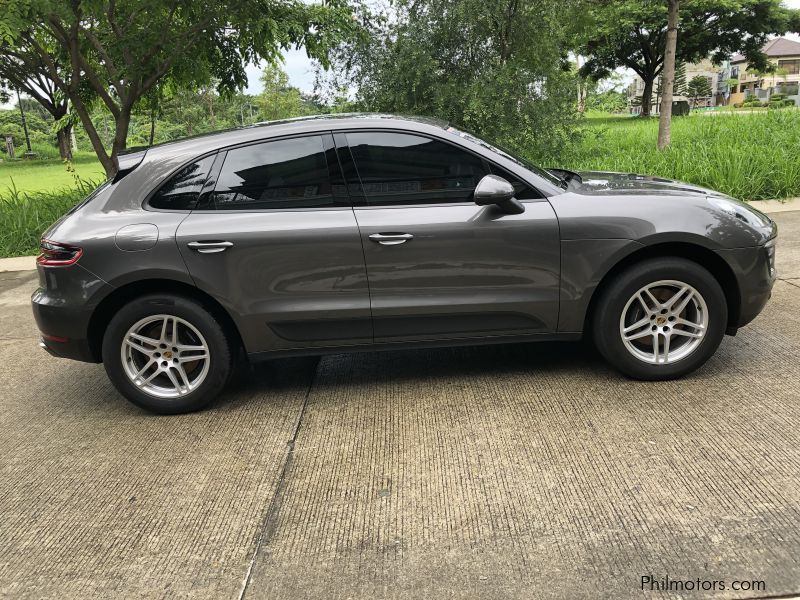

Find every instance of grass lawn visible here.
[0,154,105,195]
[562,109,800,202]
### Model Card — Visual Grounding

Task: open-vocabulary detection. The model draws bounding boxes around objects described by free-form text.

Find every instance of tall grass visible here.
[562,110,800,201]
[0,180,98,257]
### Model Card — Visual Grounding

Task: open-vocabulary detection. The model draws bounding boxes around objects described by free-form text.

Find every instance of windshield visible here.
[445,126,566,189]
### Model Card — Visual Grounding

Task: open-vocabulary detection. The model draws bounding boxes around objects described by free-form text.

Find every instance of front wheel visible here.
[102,294,232,414]
[592,258,728,380]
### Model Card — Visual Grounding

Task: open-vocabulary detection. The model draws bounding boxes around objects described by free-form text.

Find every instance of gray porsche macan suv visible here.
[32,115,778,413]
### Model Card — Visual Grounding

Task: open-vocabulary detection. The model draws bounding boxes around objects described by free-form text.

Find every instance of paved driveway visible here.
[1,212,799,599]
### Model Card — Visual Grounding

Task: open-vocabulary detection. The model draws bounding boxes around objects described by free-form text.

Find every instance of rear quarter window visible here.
[148,155,215,210]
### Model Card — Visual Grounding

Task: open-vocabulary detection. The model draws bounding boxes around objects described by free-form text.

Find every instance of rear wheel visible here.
[102,294,232,413]
[592,258,727,380]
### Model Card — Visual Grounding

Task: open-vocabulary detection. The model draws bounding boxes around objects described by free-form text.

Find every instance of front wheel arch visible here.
[584,242,741,337]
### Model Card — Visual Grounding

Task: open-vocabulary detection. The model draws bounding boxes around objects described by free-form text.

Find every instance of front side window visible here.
[149,155,214,210]
[213,136,334,210]
[346,132,489,205]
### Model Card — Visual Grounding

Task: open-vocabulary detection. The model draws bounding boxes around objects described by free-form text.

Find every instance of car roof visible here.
[127,113,450,158]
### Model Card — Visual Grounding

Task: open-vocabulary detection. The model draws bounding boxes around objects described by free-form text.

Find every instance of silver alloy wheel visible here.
[120,314,210,399]
[619,280,708,365]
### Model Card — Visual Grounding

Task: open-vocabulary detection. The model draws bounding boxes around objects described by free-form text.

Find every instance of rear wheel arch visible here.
[585,242,741,333]
[87,279,245,362]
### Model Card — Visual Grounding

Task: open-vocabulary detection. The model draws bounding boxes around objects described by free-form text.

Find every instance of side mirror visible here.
[474,175,524,214]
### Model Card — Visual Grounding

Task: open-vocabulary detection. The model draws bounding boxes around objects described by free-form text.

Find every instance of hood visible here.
[555,170,731,199]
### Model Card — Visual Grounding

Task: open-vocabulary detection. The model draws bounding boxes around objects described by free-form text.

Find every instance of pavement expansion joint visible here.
[236,356,320,600]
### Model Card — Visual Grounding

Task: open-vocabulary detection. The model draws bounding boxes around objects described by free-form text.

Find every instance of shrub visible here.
[0,180,99,257]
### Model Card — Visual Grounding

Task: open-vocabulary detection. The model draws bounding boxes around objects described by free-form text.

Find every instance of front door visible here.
[176,134,371,354]
[340,131,561,343]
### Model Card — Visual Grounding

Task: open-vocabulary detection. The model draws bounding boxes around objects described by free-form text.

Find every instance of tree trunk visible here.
[576,55,587,113]
[657,0,680,150]
[641,76,655,117]
[149,108,156,146]
[109,108,132,176]
[56,126,73,161]
[69,94,116,178]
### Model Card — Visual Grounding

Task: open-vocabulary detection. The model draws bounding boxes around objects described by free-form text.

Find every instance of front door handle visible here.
[369,233,414,246]
[187,241,233,254]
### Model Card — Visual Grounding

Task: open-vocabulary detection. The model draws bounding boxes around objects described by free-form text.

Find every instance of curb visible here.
[749,198,799,214]
[0,255,37,273]
[1,200,797,274]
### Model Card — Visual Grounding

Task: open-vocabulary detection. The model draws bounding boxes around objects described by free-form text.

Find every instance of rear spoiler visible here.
[113,148,147,182]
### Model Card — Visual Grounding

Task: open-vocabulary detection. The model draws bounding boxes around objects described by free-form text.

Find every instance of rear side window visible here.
[346,132,489,205]
[212,136,335,210]
[149,155,215,210]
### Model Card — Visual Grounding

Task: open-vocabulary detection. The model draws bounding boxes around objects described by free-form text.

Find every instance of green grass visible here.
[0,181,100,257]
[0,153,105,256]
[0,153,104,195]
[562,109,800,201]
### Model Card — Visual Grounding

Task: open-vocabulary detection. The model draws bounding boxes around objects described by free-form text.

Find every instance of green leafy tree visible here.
[258,64,309,121]
[686,74,712,106]
[327,0,582,162]
[0,104,52,153]
[0,36,77,159]
[577,0,799,117]
[0,0,359,177]
[656,62,687,109]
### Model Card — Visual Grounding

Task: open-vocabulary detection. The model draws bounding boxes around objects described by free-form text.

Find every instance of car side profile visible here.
[32,115,778,414]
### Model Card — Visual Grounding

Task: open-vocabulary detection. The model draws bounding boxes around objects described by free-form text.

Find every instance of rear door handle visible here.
[369,233,414,246]
[187,241,233,254]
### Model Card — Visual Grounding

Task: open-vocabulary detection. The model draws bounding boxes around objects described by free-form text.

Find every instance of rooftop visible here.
[732,37,800,63]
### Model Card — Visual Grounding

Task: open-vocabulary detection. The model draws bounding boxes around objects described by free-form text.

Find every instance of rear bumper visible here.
[715,238,777,329]
[31,263,112,363]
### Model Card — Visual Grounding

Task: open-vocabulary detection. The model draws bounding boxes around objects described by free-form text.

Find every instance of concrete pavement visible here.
[1,213,799,599]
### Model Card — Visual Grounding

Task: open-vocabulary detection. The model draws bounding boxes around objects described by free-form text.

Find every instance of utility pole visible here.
[16,89,34,157]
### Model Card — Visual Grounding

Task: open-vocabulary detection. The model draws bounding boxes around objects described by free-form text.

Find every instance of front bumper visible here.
[715,237,778,329]
[31,263,113,363]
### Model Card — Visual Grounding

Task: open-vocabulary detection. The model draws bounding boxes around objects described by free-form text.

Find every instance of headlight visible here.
[765,238,777,278]
[707,196,773,230]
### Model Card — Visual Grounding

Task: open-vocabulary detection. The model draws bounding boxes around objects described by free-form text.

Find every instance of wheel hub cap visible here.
[120,314,211,399]
[619,280,709,365]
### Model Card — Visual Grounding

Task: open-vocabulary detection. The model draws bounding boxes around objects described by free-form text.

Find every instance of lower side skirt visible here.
[247,331,583,362]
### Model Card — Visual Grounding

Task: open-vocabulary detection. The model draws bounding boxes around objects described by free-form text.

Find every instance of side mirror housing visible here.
[474,174,525,214]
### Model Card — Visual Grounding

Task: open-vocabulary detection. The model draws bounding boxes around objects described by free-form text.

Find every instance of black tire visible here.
[102,294,232,414]
[592,257,727,380]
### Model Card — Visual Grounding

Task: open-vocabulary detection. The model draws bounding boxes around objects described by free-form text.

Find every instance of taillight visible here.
[37,239,83,266]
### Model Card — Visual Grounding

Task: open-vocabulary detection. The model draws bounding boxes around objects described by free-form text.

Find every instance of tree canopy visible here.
[326,0,583,162]
[577,0,799,116]
[0,0,360,176]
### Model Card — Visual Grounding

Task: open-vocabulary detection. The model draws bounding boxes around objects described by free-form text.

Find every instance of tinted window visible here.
[213,136,334,210]
[347,132,489,205]
[149,155,214,210]
[487,164,541,200]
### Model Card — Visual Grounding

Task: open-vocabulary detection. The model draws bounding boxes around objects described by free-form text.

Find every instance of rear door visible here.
[176,133,371,354]
[339,131,561,343]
